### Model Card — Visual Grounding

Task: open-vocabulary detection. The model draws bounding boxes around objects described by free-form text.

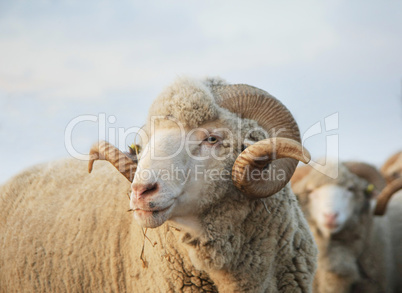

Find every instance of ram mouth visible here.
[134,205,172,216]
[133,204,175,228]
[325,223,339,230]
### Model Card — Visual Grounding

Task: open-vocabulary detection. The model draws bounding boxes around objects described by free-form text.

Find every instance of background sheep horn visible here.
[344,162,386,198]
[381,151,402,183]
[88,141,137,182]
[212,84,309,198]
[374,178,402,216]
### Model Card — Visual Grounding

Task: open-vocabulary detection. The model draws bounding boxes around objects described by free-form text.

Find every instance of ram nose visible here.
[132,182,159,200]
[323,212,339,228]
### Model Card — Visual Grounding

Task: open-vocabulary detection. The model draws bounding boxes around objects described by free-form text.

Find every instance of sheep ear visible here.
[364,183,380,198]
[344,162,386,199]
[241,138,256,151]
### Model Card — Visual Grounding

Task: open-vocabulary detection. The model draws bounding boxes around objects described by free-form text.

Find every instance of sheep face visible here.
[308,184,362,237]
[129,78,268,229]
[293,164,374,238]
[130,117,265,229]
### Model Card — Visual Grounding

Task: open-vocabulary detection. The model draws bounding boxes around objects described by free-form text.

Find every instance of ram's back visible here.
[0,159,136,292]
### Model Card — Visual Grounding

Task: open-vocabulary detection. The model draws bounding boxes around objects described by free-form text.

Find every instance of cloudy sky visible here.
[0,0,401,183]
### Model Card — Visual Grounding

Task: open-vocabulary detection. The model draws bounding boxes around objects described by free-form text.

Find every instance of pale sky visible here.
[0,0,401,183]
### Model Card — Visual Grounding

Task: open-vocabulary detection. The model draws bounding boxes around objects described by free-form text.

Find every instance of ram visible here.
[0,77,317,292]
[292,161,402,292]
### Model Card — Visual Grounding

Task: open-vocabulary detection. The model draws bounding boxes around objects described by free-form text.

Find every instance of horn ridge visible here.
[374,178,402,216]
[212,84,306,198]
[88,140,137,182]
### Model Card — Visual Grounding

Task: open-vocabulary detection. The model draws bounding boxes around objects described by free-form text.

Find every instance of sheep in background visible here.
[381,151,402,183]
[0,77,317,292]
[381,151,402,290]
[291,161,402,293]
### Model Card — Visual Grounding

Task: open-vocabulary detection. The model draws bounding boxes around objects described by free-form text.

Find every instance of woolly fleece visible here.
[1,77,317,292]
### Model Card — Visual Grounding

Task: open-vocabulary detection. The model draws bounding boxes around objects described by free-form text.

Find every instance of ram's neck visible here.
[312,212,372,261]
[311,213,373,284]
[167,186,316,292]
[171,196,274,292]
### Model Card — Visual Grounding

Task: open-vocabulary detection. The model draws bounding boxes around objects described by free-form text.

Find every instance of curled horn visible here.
[374,178,402,215]
[381,151,402,183]
[232,138,310,196]
[88,141,137,182]
[344,162,386,197]
[212,84,310,198]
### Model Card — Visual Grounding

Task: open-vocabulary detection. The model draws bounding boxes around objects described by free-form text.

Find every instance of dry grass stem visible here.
[261,199,271,214]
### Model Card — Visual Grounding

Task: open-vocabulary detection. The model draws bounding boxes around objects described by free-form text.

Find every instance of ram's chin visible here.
[133,206,173,228]
[318,223,343,237]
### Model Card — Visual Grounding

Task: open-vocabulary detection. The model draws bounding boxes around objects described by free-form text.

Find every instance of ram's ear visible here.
[241,128,267,151]
[344,162,386,199]
[241,139,255,151]
[364,183,379,198]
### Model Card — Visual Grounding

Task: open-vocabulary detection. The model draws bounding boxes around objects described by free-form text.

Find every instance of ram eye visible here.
[205,136,218,144]
[347,186,356,192]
